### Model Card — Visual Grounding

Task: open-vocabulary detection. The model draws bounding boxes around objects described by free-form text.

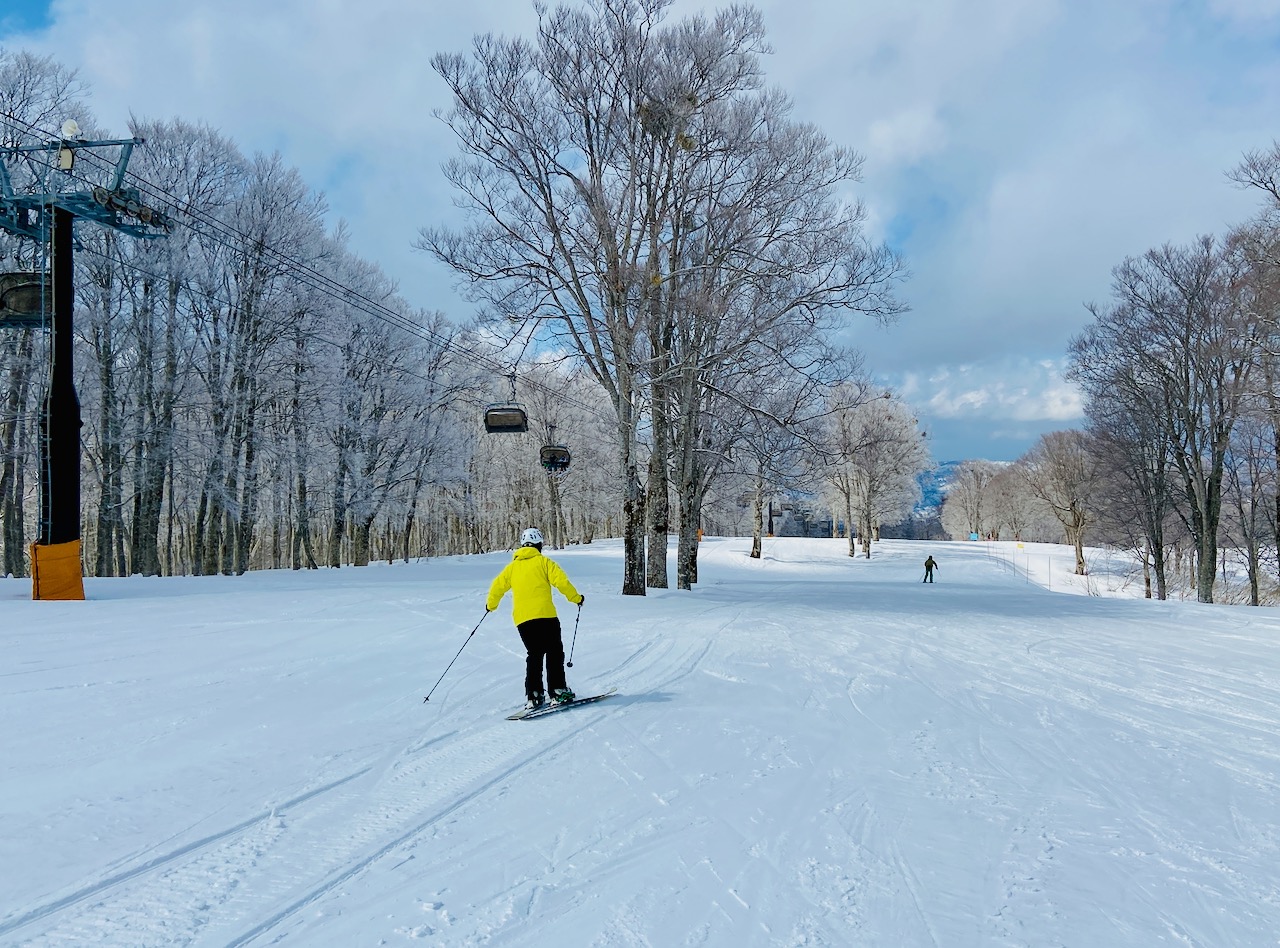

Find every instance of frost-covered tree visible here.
[422,0,902,594]
[1016,431,1099,575]
[822,388,928,558]
[0,49,88,576]
[1071,234,1266,601]
[939,460,1003,540]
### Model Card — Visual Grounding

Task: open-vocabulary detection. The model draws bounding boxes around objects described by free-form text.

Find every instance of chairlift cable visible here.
[1,113,612,424]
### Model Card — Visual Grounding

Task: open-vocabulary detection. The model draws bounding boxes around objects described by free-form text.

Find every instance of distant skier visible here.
[923,555,938,583]
[486,527,585,711]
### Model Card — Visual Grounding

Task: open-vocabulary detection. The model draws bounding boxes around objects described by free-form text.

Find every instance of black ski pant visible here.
[517,616,567,698]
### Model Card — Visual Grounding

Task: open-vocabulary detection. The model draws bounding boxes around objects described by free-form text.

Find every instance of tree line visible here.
[0,48,616,579]
[15,2,1270,607]
[418,0,906,592]
[1,1,912,589]
[940,146,1280,606]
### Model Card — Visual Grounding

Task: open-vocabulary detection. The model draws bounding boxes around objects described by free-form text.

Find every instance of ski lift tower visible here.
[0,124,170,599]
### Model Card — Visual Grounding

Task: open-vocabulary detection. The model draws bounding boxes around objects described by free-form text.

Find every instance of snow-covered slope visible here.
[3,538,1278,946]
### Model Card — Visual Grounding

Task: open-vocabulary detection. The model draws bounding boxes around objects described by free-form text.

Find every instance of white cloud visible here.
[4,0,1275,463]
[1208,0,1280,23]
[913,358,1085,423]
[846,0,1275,386]
[866,107,947,169]
[11,0,546,317]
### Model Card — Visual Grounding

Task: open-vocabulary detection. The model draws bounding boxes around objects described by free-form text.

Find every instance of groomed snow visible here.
[3,537,1279,946]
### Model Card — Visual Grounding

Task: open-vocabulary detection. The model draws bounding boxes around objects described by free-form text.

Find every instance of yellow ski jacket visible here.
[486,546,582,626]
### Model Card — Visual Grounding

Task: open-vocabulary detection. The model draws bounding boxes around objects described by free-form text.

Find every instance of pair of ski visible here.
[506,687,617,721]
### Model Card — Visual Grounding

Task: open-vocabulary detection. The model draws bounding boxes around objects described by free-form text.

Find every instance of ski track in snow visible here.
[3,616,716,946]
[6,702,594,945]
[6,538,1280,945]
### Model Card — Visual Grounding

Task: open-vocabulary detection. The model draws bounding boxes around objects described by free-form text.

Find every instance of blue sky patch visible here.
[0,0,52,37]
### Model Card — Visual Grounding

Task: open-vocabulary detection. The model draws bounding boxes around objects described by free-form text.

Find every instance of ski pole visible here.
[566,600,582,668]
[423,609,489,703]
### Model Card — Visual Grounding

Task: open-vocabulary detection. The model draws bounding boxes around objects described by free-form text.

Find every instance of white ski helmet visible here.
[520,527,544,547]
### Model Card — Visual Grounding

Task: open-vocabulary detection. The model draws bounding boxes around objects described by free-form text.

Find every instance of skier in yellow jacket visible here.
[487,527,584,711]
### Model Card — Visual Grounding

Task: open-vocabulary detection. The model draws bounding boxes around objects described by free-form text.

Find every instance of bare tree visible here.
[420,0,733,593]
[125,118,243,575]
[1084,404,1176,599]
[1222,411,1274,605]
[845,397,928,557]
[422,0,902,594]
[736,383,822,561]
[0,49,88,576]
[1229,140,1280,215]
[940,460,1003,540]
[652,60,903,585]
[986,464,1054,542]
[820,387,926,557]
[1230,223,1280,586]
[77,227,130,576]
[1017,430,1099,575]
[820,382,879,557]
[1070,235,1266,601]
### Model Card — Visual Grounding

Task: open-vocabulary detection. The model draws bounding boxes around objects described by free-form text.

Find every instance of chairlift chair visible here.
[0,271,49,328]
[483,403,529,433]
[539,443,572,473]
[484,372,529,433]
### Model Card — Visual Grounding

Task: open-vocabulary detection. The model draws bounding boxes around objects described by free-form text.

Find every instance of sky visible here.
[4,536,1279,945]
[3,0,1279,461]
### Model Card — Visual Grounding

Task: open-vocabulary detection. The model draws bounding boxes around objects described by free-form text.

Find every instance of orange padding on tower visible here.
[31,539,86,600]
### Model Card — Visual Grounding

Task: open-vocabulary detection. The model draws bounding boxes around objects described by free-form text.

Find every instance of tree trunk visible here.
[617,387,646,594]
[1247,536,1260,606]
[674,410,704,590]
[290,330,318,570]
[546,472,567,550]
[401,463,426,563]
[91,252,127,577]
[846,492,857,557]
[234,390,261,575]
[134,277,180,575]
[676,484,701,590]
[196,480,221,577]
[645,367,670,587]
[196,306,229,577]
[1194,467,1224,603]
[750,467,765,559]
[1274,424,1280,585]
[128,279,156,575]
[328,431,348,568]
[0,330,35,577]
[293,470,318,569]
[353,513,374,566]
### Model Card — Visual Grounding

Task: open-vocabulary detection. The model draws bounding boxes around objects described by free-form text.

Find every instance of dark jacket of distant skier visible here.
[486,527,584,708]
[924,555,938,583]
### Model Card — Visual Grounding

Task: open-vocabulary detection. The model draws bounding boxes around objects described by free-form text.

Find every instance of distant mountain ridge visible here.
[917,459,965,513]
